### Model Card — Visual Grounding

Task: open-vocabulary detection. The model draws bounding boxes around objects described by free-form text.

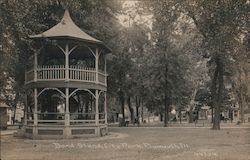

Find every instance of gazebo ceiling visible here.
[30,10,111,53]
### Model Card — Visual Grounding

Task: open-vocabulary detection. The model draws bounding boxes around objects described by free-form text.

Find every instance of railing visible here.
[37,112,65,125]
[98,72,106,85]
[25,112,106,126]
[37,65,65,80]
[70,113,106,125]
[69,65,96,82]
[25,70,34,83]
[25,65,106,85]
[26,113,34,125]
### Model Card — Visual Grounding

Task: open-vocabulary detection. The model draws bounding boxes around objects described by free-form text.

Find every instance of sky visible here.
[117,1,153,30]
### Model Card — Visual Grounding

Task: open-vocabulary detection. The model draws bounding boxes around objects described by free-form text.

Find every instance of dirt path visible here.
[1,127,250,160]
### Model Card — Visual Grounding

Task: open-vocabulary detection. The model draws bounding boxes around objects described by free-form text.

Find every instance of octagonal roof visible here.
[30,10,111,53]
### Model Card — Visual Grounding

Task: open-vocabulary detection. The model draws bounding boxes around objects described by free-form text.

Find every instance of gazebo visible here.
[24,10,110,139]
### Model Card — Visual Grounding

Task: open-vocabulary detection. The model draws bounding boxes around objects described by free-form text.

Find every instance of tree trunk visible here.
[164,88,169,127]
[211,107,214,123]
[12,105,17,124]
[212,55,223,130]
[188,88,197,123]
[239,92,245,123]
[164,60,170,127]
[179,109,182,124]
[135,96,140,126]
[160,112,163,122]
[127,96,134,124]
[119,91,125,126]
[141,101,144,123]
[188,109,194,123]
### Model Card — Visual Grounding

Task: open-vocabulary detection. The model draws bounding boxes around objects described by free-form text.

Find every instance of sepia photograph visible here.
[0,0,249,159]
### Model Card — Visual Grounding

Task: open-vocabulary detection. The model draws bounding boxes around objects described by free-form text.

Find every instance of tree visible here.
[183,0,249,129]
[138,1,197,127]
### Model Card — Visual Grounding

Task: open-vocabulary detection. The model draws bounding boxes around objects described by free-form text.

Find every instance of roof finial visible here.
[61,9,73,25]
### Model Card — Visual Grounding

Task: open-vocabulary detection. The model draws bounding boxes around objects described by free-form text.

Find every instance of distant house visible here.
[0,103,10,130]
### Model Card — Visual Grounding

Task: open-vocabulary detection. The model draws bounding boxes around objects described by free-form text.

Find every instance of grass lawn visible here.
[1,127,250,160]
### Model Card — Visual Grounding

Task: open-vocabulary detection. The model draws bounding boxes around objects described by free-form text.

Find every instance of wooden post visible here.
[34,88,38,126]
[104,56,107,86]
[65,44,69,81]
[95,90,100,136]
[95,48,99,84]
[95,90,99,125]
[64,88,70,138]
[34,51,38,81]
[65,88,69,120]
[104,92,107,125]
[33,88,38,137]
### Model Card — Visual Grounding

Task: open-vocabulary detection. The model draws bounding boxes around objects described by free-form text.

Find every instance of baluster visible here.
[40,66,42,79]
[51,65,53,79]
[63,66,64,79]
[81,70,83,80]
[48,65,50,79]
[55,67,57,79]
[79,66,81,80]
[57,66,59,79]
[63,67,65,79]
[45,69,46,79]
[46,66,48,79]
[74,66,77,79]
[52,65,54,79]
[60,66,63,79]
[54,65,56,79]
[54,65,55,79]
[73,66,75,80]
[68,68,70,80]
[41,66,43,79]
[40,68,42,80]
[60,67,62,79]
[62,65,64,79]
[56,66,58,79]
[47,66,48,79]
[78,67,80,80]
[83,69,85,80]
[79,70,81,80]
[48,66,50,79]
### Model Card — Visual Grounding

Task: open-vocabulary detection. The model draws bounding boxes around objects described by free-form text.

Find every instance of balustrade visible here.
[25,65,106,85]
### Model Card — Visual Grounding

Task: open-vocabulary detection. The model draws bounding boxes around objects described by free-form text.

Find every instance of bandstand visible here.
[24,10,110,139]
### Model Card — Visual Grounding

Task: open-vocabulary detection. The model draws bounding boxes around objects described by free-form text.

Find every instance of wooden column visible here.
[104,92,107,125]
[65,44,69,81]
[64,88,70,138]
[34,51,38,81]
[34,88,38,125]
[33,88,38,136]
[104,56,107,86]
[95,90,100,136]
[95,90,99,125]
[95,48,99,84]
